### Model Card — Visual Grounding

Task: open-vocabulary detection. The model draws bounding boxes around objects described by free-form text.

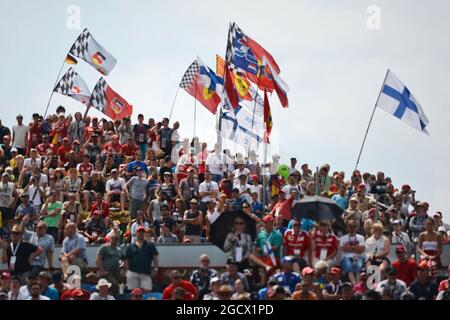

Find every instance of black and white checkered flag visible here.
[54,68,76,95]
[179,60,199,89]
[89,78,108,113]
[69,28,91,58]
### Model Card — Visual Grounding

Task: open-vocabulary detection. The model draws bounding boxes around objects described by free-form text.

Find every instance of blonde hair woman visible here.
[365,223,391,278]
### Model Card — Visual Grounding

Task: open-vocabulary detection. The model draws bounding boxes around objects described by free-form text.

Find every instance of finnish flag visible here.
[376,69,429,134]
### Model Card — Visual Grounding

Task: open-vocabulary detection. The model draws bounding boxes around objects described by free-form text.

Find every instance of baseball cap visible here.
[438,226,446,233]
[417,260,429,270]
[163,171,172,176]
[210,276,221,286]
[1,272,10,280]
[10,147,18,153]
[282,256,295,264]
[131,288,144,296]
[111,169,118,173]
[393,219,402,225]
[386,266,397,276]
[263,215,274,223]
[136,226,146,233]
[329,267,341,275]
[2,172,9,178]
[190,198,198,204]
[11,224,23,233]
[301,267,315,277]
[226,258,238,265]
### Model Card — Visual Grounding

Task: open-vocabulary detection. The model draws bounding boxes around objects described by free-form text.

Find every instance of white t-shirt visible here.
[0,182,15,207]
[282,184,302,198]
[178,154,199,166]
[28,185,44,207]
[205,153,224,176]
[339,233,365,259]
[23,158,42,172]
[232,168,250,185]
[89,292,115,300]
[249,184,262,201]
[106,177,127,192]
[25,295,50,300]
[198,180,219,203]
[12,124,28,148]
[233,183,252,203]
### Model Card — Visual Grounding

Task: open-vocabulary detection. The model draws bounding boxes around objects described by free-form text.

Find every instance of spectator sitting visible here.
[162,270,198,300]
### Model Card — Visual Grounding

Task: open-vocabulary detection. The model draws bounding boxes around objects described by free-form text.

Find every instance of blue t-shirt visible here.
[42,286,60,300]
[331,194,348,211]
[251,201,264,218]
[127,161,148,174]
[272,272,301,294]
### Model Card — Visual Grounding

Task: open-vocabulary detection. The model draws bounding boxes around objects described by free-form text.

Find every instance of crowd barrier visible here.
[1,244,450,271]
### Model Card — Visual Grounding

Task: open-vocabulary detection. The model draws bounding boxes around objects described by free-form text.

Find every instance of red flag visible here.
[224,63,239,109]
[264,57,289,108]
[270,196,294,221]
[89,78,133,121]
[263,90,273,143]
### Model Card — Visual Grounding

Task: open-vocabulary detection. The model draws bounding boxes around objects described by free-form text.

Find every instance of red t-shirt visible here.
[77,162,94,175]
[90,200,110,218]
[57,145,72,164]
[438,279,450,292]
[391,258,417,286]
[312,232,339,259]
[162,280,198,300]
[28,123,42,148]
[103,141,122,155]
[122,143,139,158]
[283,229,310,258]
[36,142,55,157]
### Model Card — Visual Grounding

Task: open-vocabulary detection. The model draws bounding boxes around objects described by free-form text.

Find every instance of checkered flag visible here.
[67,28,117,76]
[179,60,199,89]
[89,78,108,113]
[225,22,244,63]
[54,68,76,95]
[69,28,91,58]
[53,67,91,105]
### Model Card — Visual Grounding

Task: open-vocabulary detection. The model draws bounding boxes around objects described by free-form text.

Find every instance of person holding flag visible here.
[255,215,282,282]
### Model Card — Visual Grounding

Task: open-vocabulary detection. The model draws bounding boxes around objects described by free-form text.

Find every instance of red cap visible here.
[251,175,259,181]
[301,267,315,277]
[395,246,406,254]
[1,272,11,280]
[136,226,146,233]
[369,208,376,217]
[401,184,411,190]
[263,215,275,223]
[329,267,341,275]
[71,289,85,297]
[417,260,429,270]
[131,288,144,296]
[358,183,366,190]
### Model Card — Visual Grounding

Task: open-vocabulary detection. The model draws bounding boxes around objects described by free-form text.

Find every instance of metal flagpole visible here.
[168,86,180,122]
[44,59,67,118]
[248,67,262,159]
[193,73,198,138]
[354,69,390,171]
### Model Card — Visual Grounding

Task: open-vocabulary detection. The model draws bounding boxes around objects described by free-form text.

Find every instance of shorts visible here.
[368,257,390,266]
[341,257,365,273]
[126,270,153,291]
[129,198,145,219]
[0,207,13,221]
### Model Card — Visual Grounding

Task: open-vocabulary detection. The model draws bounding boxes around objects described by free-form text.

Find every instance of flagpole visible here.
[248,67,262,159]
[354,69,389,171]
[168,87,180,122]
[44,59,67,118]
[193,72,198,139]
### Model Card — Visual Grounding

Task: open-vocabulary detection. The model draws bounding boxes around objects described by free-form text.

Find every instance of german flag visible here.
[65,54,78,65]
[263,90,272,143]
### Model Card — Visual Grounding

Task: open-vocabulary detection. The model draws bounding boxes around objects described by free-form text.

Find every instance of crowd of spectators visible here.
[0,107,449,300]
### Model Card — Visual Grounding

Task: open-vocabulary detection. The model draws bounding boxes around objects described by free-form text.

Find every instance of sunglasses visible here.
[292,224,300,227]
[242,206,250,209]
[234,221,244,225]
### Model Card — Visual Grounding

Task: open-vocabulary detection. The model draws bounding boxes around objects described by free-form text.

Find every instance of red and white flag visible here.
[88,78,133,120]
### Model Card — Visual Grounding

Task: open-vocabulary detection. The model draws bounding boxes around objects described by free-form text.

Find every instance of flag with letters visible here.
[69,28,117,76]
[376,69,429,134]
[54,67,91,105]
[88,78,133,120]
[226,22,280,92]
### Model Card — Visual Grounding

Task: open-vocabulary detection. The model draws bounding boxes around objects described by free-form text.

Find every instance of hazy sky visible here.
[1,0,449,221]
